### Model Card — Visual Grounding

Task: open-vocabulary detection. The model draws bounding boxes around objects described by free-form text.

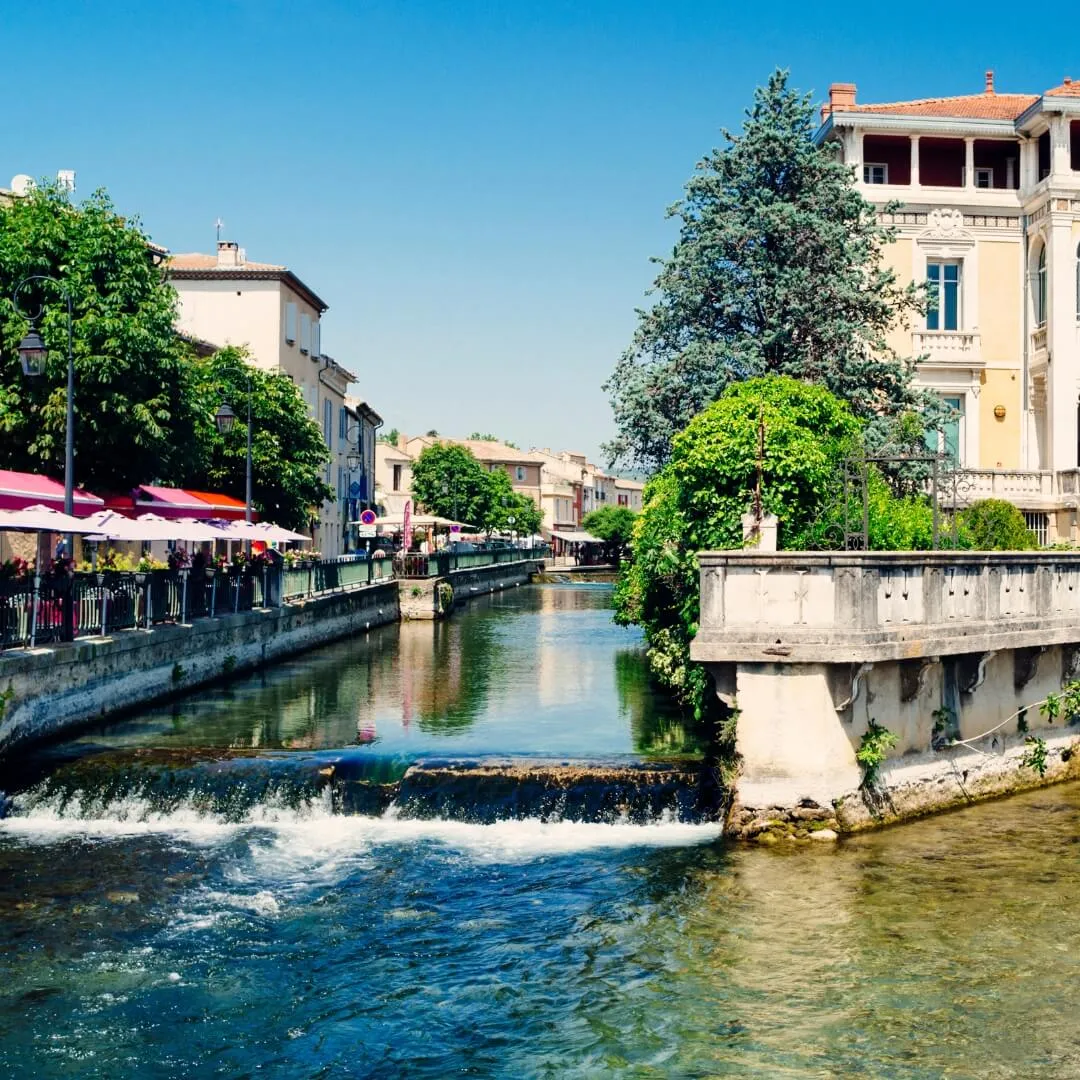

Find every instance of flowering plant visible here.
[0,557,31,581]
[45,556,75,577]
[168,547,191,570]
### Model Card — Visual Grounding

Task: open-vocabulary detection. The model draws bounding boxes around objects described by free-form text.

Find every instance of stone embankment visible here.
[399,559,542,619]
[692,551,1080,840]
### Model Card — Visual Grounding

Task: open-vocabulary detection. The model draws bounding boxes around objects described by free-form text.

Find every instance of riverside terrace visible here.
[0,545,549,754]
[691,550,1080,838]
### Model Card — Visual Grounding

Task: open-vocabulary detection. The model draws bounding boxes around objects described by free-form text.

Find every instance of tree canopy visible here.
[182,347,332,532]
[615,376,935,717]
[604,69,924,472]
[582,505,637,563]
[411,442,543,534]
[0,183,202,489]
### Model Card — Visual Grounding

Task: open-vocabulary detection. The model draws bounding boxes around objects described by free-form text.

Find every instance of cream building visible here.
[169,241,357,556]
[817,72,1080,542]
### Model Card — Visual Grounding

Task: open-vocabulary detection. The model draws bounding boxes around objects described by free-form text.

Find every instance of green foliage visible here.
[171,663,186,685]
[856,720,898,788]
[958,499,1037,550]
[182,346,331,531]
[615,375,939,717]
[1041,680,1080,726]
[603,69,923,471]
[468,431,519,449]
[222,654,237,676]
[378,427,400,445]
[583,506,638,546]
[1021,735,1049,778]
[0,182,203,489]
[411,442,542,534]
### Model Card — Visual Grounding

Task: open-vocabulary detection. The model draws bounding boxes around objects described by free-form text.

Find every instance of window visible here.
[924,395,964,464]
[927,261,961,331]
[285,302,297,344]
[863,163,888,184]
[323,398,332,443]
[392,464,402,492]
[300,313,311,354]
[1036,246,1048,326]
[515,466,526,482]
[975,167,993,189]
[339,407,347,447]
[1024,511,1049,546]
[311,320,321,360]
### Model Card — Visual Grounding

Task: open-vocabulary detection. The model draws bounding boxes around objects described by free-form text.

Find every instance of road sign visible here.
[359,509,377,526]
[357,525,376,538]
[450,524,461,534]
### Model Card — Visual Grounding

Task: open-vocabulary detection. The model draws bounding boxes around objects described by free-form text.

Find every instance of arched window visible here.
[1036,245,1048,326]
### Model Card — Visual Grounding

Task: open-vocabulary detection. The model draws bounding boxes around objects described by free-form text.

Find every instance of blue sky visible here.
[4,0,1072,463]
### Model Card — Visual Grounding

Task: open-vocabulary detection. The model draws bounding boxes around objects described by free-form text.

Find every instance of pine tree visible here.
[604,69,924,472]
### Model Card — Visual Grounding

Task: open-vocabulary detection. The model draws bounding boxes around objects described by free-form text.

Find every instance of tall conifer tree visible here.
[604,70,924,471]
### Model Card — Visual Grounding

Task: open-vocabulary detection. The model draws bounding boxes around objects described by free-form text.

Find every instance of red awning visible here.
[0,469,104,513]
[102,486,252,521]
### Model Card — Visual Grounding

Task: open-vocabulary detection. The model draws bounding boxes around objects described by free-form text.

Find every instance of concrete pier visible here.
[691,552,1080,836]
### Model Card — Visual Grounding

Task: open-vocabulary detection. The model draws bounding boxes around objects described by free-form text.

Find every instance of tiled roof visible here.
[168,253,286,272]
[839,92,1038,121]
[1046,80,1080,97]
[458,440,535,465]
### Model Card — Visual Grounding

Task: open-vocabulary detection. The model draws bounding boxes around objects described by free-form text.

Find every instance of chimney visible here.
[1065,76,1074,87]
[397,432,407,452]
[217,240,242,267]
[828,82,857,111]
[985,69,995,94]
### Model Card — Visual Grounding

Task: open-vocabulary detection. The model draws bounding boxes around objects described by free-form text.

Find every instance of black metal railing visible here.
[394,544,550,579]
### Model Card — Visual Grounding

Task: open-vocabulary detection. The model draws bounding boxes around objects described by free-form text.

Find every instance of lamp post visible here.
[216,373,252,553]
[14,275,75,642]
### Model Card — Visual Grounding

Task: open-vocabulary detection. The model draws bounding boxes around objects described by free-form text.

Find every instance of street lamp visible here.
[14,275,75,641]
[215,374,252,525]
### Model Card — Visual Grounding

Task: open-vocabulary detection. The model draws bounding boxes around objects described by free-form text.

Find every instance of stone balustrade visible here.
[693,550,1080,663]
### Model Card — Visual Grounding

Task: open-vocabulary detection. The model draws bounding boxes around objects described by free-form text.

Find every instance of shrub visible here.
[958,499,1037,550]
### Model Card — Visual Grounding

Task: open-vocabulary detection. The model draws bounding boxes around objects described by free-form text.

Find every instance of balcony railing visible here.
[394,545,550,579]
[942,469,1053,507]
[912,331,981,365]
[1032,325,1048,353]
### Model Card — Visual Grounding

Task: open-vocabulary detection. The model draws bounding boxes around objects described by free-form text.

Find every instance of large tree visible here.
[604,70,924,472]
[183,347,332,531]
[0,183,202,489]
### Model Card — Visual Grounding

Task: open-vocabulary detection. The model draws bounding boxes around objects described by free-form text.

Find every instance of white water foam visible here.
[0,793,723,862]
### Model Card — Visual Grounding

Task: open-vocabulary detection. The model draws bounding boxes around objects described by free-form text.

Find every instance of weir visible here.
[691,551,1080,836]
[0,748,725,826]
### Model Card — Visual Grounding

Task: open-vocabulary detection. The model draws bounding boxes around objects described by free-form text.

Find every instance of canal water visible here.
[1,584,1078,1077]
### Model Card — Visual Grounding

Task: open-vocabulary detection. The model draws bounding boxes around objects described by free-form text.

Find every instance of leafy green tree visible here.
[183,347,332,531]
[958,499,1037,550]
[467,431,520,449]
[0,182,203,489]
[616,376,933,717]
[603,69,924,472]
[583,505,638,563]
[378,427,400,445]
[484,468,543,535]
[411,443,494,526]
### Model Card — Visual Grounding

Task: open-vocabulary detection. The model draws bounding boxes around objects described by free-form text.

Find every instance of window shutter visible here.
[285,302,297,344]
[300,313,311,354]
[312,321,321,360]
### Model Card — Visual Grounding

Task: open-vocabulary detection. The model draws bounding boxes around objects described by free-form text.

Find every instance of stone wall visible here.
[0,581,399,755]
[399,560,541,620]
[691,551,1080,839]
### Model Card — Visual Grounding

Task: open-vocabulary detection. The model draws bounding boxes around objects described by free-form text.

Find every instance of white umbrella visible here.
[253,522,309,543]
[371,513,473,529]
[142,515,224,543]
[82,509,156,542]
[0,504,102,534]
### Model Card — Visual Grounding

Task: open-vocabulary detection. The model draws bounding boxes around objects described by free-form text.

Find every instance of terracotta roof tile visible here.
[1045,80,1080,97]
[838,92,1037,121]
[168,253,286,272]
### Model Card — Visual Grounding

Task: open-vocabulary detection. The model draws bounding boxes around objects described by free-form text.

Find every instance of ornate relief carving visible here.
[925,208,965,237]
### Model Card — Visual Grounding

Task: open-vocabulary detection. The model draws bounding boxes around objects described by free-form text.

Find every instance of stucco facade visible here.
[169,242,361,556]
[818,73,1080,540]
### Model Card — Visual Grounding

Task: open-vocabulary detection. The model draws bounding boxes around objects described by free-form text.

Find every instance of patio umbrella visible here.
[82,509,156,542]
[253,522,310,543]
[141,515,224,543]
[0,504,103,534]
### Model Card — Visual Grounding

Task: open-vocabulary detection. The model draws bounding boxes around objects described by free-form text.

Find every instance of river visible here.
[0,584,1077,1077]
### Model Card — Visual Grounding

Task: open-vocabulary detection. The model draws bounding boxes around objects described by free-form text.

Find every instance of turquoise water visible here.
[1,585,1077,1077]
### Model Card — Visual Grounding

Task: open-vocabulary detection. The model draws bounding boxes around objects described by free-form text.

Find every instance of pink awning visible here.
[0,469,104,513]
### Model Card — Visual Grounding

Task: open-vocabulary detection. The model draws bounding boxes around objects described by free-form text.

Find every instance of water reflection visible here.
[41,585,701,762]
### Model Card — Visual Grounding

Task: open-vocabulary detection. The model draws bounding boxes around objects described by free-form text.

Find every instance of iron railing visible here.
[394,545,550,579]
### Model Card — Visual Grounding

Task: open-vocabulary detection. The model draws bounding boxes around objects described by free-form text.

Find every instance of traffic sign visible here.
[357,525,376,538]
[359,509,377,525]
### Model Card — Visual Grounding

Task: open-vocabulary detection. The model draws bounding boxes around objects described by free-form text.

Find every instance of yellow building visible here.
[817,72,1080,541]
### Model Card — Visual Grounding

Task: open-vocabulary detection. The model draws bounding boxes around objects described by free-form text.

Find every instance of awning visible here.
[0,469,104,514]
[549,530,603,544]
[103,486,253,522]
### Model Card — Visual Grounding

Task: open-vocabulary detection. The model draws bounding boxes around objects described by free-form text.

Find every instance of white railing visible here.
[912,331,981,364]
[948,469,1053,504]
[1032,325,1048,353]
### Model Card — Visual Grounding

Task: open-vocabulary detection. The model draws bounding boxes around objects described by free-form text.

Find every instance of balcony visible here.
[912,331,982,367]
[1032,325,1048,355]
